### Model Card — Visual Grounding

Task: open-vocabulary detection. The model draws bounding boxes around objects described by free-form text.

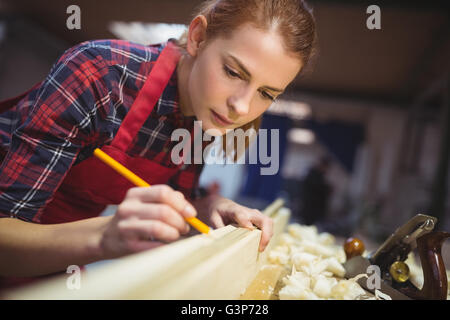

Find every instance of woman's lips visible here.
[210,109,234,126]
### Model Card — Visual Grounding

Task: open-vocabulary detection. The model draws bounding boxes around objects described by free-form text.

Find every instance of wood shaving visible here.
[375,289,392,300]
[269,223,386,300]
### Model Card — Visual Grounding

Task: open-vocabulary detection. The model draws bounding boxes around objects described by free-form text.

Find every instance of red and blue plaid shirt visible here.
[0,39,206,223]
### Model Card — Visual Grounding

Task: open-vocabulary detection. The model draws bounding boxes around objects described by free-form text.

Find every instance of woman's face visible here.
[181,20,303,136]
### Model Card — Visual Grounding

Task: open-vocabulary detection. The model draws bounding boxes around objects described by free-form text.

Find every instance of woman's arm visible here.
[0,216,109,277]
[0,185,197,278]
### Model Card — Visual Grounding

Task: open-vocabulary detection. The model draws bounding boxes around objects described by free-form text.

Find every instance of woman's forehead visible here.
[209,23,303,87]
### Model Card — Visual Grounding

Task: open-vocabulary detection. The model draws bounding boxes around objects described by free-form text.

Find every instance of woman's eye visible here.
[260,91,275,101]
[223,64,275,101]
[223,65,241,79]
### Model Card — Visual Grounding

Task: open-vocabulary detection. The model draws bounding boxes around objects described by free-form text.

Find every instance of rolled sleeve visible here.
[0,43,111,222]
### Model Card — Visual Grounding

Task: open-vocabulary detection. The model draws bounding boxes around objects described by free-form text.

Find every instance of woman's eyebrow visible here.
[227,54,285,93]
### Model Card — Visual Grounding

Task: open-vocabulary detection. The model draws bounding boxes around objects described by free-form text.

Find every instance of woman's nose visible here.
[228,88,252,117]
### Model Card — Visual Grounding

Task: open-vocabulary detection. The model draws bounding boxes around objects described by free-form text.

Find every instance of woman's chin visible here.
[203,124,226,136]
[193,116,224,136]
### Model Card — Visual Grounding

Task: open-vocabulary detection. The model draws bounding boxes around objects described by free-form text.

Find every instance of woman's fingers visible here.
[125,185,197,219]
[118,219,181,243]
[247,210,274,252]
[118,201,190,235]
[104,185,199,258]
[227,207,274,252]
[231,211,254,229]
[209,211,226,229]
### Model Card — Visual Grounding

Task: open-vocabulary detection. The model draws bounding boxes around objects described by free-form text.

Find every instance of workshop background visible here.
[0,0,449,250]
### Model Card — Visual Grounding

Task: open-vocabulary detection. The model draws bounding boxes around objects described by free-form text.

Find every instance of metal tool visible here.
[343,214,450,300]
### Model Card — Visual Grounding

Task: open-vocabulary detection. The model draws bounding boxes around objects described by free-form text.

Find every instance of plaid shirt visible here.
[0,39,206,223]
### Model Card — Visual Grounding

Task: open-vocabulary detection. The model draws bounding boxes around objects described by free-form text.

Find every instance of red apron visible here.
[0,41,191,290]
[39,41,191,224]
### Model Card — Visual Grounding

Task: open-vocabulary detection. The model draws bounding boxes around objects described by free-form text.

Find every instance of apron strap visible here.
[111,42,182,151]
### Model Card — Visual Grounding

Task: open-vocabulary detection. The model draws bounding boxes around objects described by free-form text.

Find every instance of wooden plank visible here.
[239,200,291,300]
[4,199,290,300]
[239,264,287,300]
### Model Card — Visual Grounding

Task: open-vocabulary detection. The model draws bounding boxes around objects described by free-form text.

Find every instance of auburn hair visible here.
[178,0,317,161]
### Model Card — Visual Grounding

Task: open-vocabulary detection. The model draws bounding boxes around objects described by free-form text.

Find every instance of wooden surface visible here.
[240,264,288,300]
[4,199,290,300]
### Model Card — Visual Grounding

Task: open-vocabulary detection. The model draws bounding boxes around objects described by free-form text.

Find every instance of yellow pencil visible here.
[93,148,210,234]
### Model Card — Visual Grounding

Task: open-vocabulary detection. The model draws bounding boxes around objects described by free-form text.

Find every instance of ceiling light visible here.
[109,22,187,45]
[288,128,315,145]
[268,99,312,120]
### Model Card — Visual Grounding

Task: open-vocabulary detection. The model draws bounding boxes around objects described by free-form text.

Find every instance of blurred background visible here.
[0,0,449,248]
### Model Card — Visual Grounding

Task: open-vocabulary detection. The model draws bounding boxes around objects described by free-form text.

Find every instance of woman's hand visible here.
[99,185,196,259]
[194,195,274,252]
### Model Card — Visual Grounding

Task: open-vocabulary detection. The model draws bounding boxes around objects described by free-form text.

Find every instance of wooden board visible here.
[4,199,290,300]
[239,264,288,300]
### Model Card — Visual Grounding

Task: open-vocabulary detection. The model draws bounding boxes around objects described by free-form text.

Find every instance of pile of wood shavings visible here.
[268,224,390,300]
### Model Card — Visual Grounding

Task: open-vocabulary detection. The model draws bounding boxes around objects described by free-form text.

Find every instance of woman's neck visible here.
[176,54,195,117]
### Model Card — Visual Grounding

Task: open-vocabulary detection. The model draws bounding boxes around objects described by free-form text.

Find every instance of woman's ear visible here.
[186,15,208,57]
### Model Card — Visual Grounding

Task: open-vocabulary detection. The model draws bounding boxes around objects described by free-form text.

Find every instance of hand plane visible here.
[342,214,450,300]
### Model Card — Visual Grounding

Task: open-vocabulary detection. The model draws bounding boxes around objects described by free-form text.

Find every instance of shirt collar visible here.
[155,42,198,127]
[155,43,181,116]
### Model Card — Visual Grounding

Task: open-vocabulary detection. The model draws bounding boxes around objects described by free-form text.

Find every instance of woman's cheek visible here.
[201,63,227,102]
[190,61,213,103]
[188,65,207,112]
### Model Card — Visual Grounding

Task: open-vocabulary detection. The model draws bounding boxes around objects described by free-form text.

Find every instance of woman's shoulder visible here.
[61,39,165,66]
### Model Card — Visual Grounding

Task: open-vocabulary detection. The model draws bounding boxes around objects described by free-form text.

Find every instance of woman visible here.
[0,0,316,288]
